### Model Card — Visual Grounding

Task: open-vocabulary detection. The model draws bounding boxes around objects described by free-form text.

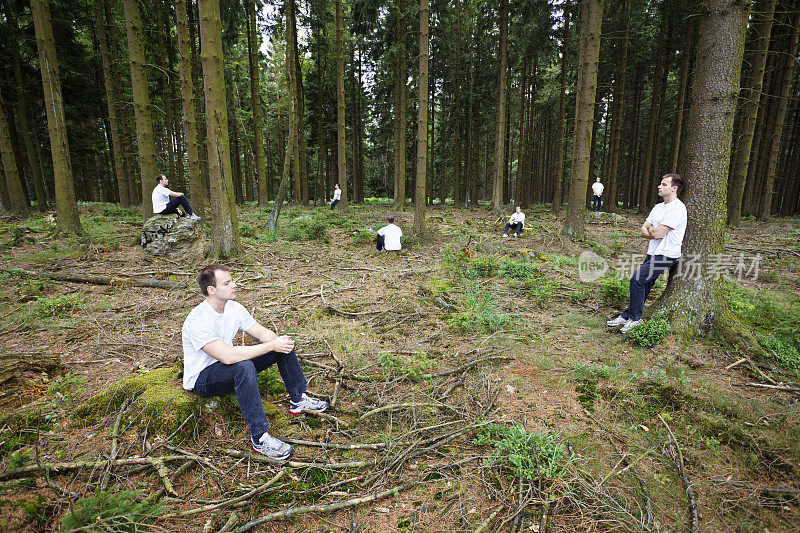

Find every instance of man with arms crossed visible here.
[152,173,201,220]
[607,174,686,334]
[182,265,328,460]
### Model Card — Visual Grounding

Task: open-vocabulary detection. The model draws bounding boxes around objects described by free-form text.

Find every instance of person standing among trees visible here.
[502,206,526,238]
[152,173,201,220]
[591,177,604,212]
[607,174,686,333]
[182,264,329,460]
[331,184,341,210]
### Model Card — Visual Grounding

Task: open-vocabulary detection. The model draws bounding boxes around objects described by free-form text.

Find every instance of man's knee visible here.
[232,360,258,382]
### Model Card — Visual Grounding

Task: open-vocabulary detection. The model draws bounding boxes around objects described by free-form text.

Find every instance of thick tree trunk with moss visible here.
[30,0,82,235]
[335,0,348,213]
[123,0,159,220]
[246,0,267,208]
[393,0,407,210]
[562,0,603,239]
[198,0,241,257]
[414,0,429,233]
[0,98,27,214]
[653,0,749,336]
[490,0,508,216]
[176,0,204,217]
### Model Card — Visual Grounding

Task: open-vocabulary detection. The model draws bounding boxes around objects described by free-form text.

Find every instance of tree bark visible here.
[414,0,429,233]
[562,0,603,239]
[669,14,694,176]
[335,0,348,212]
[246,0,267,208]
[0,97,27,214]
[393,0,407,210]
[605,0,630,214]
[654,0,749,337]
[198,0,241,257]
[31,0,82,235]
[552,2,570,214]
[490,0,509,215]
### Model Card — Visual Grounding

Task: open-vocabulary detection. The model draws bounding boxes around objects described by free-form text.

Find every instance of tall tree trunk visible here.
[0,97,27,214]
[6,1,48,210]
[123,0,159,220]
[335,0,348,212]
[654,0,749,338]
[393,0,407,210]
[605,0,630,214]
[198,0,241,257]
[415,0,429,232]
[31,0,82,234]
[490,0,509,215]
[757,3,800,220]
[246,0,267,208]
[190,0,210,207]
[158,3,178,192]
[452,0,463,207]
[552,2,570,213]
[669,15,694,176]
[562,0,603,238]
[229,85,243,204]
[175,0,204,216]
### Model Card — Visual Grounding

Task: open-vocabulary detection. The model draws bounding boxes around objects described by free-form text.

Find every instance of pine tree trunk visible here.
[654,0,749,337]
[158,3,178,192]
[123,0,159,220]
[562,0,603,238]
[490,0,508,215]
[335,0,348,212]
[190,0,210,206]
[605,0,630,214]
[245,0,267,208]
[552,2,570,214]
[0,98,27,214]
[757,3,800,220]
[669,14,694,176]
[198,0,241,257]
[414,0,429,232]
[393,0,407,210]
[30,0,82,235]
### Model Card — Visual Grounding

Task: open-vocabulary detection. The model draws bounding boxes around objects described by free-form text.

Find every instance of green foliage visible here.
[574,363,616,380]
[59,487,164,532]
[47,372,88,405]
[7,449,31,470]
[448,286,513,334]
[498,260,539,280]
[379,351,434,381]
[465,256,500,278]
[475,423,570,480]
[515,276,560,308]
[758,333,800,377]
[286,218,328,242]
[549,254,578,267]
[31,294,82,318]
[239,223,258,238]
[257,366,287,395]
[598,275,629,308]
[626,317,671,347]
[351,227,375,245]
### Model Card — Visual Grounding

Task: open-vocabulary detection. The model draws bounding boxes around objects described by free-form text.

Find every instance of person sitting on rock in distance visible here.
[502,206,525,238]
[152,173,200,220]
[182,264,328,460]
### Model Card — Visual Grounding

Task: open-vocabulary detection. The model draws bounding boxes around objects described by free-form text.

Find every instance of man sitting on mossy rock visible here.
[182,264,328,460]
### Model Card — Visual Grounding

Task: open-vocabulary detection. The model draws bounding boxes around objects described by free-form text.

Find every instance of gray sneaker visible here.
[252,432,293,460]
[620,319,642,334]
[289,393,329,415]
[606,315,627,327]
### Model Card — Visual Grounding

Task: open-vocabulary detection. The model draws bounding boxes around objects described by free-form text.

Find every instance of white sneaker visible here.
[620,319,641,334]
[502,234,508,238]
[513,233,518,238]
[187,213,201,221]
[606,315,627,327]
[252,431,293,460]
[289,393,329,416]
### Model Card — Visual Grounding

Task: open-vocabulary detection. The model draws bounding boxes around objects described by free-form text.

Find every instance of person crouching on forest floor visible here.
[607,174,686,334]
[331,184,341,210]
[152,173,200,220]
[182,264,328,460]
[376,215,402,251]
[502,206,525,238]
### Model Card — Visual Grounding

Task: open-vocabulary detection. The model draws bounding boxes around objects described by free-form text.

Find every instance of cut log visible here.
[0,350,61,385]
[1,268,186,290]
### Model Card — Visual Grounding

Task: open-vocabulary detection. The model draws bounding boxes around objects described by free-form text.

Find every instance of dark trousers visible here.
[504,222,523,235]
[159,195,194,217]
[331,199,339,210]
[376,234,385,251]
[592,195,602,211]
[191,349,307,442]
[621,255,679,321]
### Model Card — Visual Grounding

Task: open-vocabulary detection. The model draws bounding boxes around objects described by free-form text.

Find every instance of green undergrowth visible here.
[379,351,435,381]
[448,284,513,333]
[626,316,671,347]
[475,423,570,480]
[59,486,164,532]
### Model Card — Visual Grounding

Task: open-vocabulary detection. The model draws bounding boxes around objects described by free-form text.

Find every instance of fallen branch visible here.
[658,414,700,533]
[281,438,386,450]
[2,268,186,290]
[232,482,417,532]
[744,382,800,393]
[147,457,177,497]
[0,454,191,481]
[358,402,457,422]
[100,397,131,491]
[219,450,377,470]
[710,478,800,495]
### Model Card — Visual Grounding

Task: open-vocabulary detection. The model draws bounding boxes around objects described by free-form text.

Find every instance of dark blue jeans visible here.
[592,195,601,211]
[191,349,307,443]
[331,199,339,210]
[159,195,194,216]
[621,255,678,321]
[504,222,523,235]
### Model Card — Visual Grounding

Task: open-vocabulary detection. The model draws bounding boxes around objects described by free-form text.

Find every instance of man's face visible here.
[657,177,675,198]
[209,270,236,301]
[596,178,600,183]
[515,206,521,213]
[159,176,169,187]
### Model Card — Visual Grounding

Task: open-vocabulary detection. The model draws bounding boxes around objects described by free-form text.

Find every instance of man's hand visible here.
[268,335,295,354]
[640,222,653,239]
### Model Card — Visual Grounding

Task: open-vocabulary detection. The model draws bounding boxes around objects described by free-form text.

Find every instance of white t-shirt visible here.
[377,223,402,250]
[645,198,687,258]
[182,300,256,390]
[592,182,604,196]
[509,212,525,224]
[333,188,341,200]
[152,184,172,213]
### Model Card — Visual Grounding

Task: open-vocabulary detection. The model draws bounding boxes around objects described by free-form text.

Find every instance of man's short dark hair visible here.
[198,264,229,296]
[387,216,395,224]
[156,173,166,184]
[664,174,684,195]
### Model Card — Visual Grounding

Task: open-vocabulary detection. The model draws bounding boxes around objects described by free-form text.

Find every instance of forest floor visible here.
[0,200,798,532]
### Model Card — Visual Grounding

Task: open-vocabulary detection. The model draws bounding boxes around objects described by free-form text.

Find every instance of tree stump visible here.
[0,350,61,386]
[141,215,204,258]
